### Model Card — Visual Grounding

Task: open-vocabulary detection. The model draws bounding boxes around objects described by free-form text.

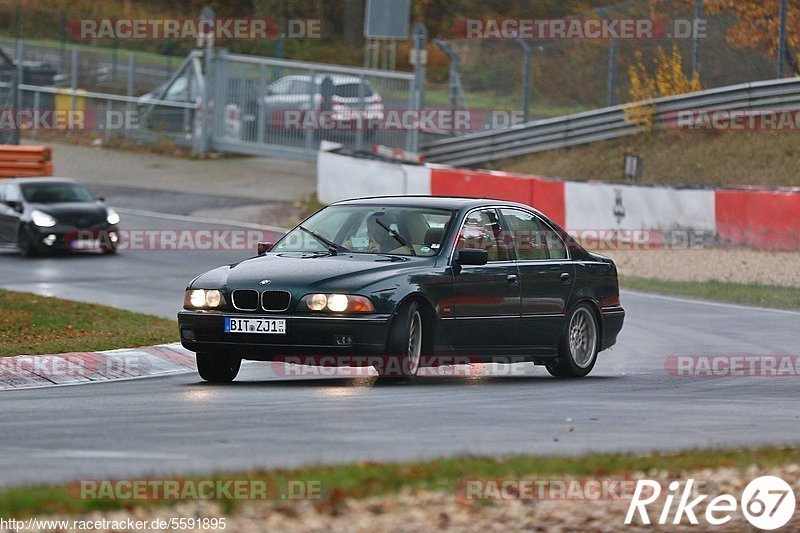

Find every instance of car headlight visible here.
[31,210,56,228]
[184,289,225,309]
[300,294,374,313]
[106,208,120,225]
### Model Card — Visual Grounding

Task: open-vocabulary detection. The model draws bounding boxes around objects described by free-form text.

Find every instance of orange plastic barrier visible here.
[0,146,53,178]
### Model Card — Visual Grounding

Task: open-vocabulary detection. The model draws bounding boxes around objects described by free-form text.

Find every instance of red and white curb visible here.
[0,343,196,390]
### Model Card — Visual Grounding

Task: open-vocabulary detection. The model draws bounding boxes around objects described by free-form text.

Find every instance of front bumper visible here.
[24,224,118,252]
[178,310,392,360]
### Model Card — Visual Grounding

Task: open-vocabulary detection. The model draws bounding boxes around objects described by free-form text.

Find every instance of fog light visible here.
[43,234,57,246]
[181,328,196,341]
[109,232,119,243]
[335,335,352,346]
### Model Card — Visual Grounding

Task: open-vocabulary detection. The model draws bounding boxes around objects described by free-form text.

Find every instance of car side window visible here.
[455,209,509,262]
[268,79,292,95]
[164,77,188,100]
[5,184,21,203]
[290,80,314,95]
[501,208,568,261]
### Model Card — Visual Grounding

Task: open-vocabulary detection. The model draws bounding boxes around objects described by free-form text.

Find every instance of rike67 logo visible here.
[625,476,796,530]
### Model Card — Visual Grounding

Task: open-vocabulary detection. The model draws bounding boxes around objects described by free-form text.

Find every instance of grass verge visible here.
[0,446,798,517]
[620,276,800,311]
[0,290,177,357]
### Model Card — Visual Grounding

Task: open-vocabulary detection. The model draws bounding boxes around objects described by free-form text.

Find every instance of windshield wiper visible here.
[372,218,417,256]
[298,225,349,255]
[375,254,410,262]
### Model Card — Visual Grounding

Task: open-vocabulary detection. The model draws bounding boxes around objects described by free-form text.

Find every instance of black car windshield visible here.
[21,183,95,203]
[274,205,454,257]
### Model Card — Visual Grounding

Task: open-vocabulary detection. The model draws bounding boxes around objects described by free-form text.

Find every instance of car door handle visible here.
[506,274,519,285]
[560,272,571,283]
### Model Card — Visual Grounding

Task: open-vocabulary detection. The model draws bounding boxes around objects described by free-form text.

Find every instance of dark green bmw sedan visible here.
[178,196,624,382]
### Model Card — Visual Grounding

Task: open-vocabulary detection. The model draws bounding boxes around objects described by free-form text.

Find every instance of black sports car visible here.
[0,178,120,256]
[178,197,624,382]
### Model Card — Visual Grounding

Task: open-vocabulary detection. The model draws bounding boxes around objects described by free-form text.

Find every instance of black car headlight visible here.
[299,293,375,313]
[31,210,57,228]
[184,289,226,309]
[106,208,120,225]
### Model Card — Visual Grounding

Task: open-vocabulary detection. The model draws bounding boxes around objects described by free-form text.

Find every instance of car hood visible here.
[194,252,433,292]
[29,202,108,225]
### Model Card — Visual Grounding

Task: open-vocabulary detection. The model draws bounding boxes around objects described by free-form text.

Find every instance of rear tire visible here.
[546,304,599,378]
[377,301,423,379]
[196,353,241,383]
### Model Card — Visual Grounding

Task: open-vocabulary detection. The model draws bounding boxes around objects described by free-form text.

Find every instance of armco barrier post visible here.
[198,45,213,156]
[126,52,135,139]
[70,46,78,115]
[407,23,427,153]
[10,39,23,145]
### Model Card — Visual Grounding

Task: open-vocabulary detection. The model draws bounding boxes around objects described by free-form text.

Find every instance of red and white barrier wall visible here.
[317,147,800,250]
[318,147,431,201]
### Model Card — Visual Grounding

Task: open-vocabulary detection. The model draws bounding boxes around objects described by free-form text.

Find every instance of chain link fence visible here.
[428,1,779,121]
[0,0,790,154]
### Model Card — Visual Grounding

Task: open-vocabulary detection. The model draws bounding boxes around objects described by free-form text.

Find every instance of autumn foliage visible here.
[625,45,702,130]
[657,0,800,75]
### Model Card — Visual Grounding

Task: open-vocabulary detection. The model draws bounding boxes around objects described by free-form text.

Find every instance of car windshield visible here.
[332,82,374,98]
[21,183,96,203]
[274,205,454,257]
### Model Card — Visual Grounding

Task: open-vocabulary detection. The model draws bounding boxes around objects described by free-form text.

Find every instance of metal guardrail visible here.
[421,77,800,166]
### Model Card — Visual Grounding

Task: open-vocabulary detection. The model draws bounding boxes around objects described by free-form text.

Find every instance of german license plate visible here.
[70,239,100,250]
[224,317,286,334]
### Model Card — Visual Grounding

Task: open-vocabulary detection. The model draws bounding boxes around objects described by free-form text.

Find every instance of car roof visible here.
[331,195,541,212]
[0,177,77,185]
[278,74,367,85]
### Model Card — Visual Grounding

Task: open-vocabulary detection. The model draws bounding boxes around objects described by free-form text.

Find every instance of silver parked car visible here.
[262,75,384,136]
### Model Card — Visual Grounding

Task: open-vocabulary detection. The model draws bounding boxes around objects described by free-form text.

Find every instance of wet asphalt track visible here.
[1,209,799,487]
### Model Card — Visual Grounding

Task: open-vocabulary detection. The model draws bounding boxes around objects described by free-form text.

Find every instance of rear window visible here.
[333,83,374,98]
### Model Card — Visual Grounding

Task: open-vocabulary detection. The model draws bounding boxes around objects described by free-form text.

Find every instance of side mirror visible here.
[454,248,488,266]
[257,241,273,256]
[96,196,105,202]
[5,200,22,213]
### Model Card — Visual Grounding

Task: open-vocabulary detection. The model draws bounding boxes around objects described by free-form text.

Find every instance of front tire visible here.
[546,304,599,378]
[196,353,241,383]
[378,301,423,379]
[17,228,38,257]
